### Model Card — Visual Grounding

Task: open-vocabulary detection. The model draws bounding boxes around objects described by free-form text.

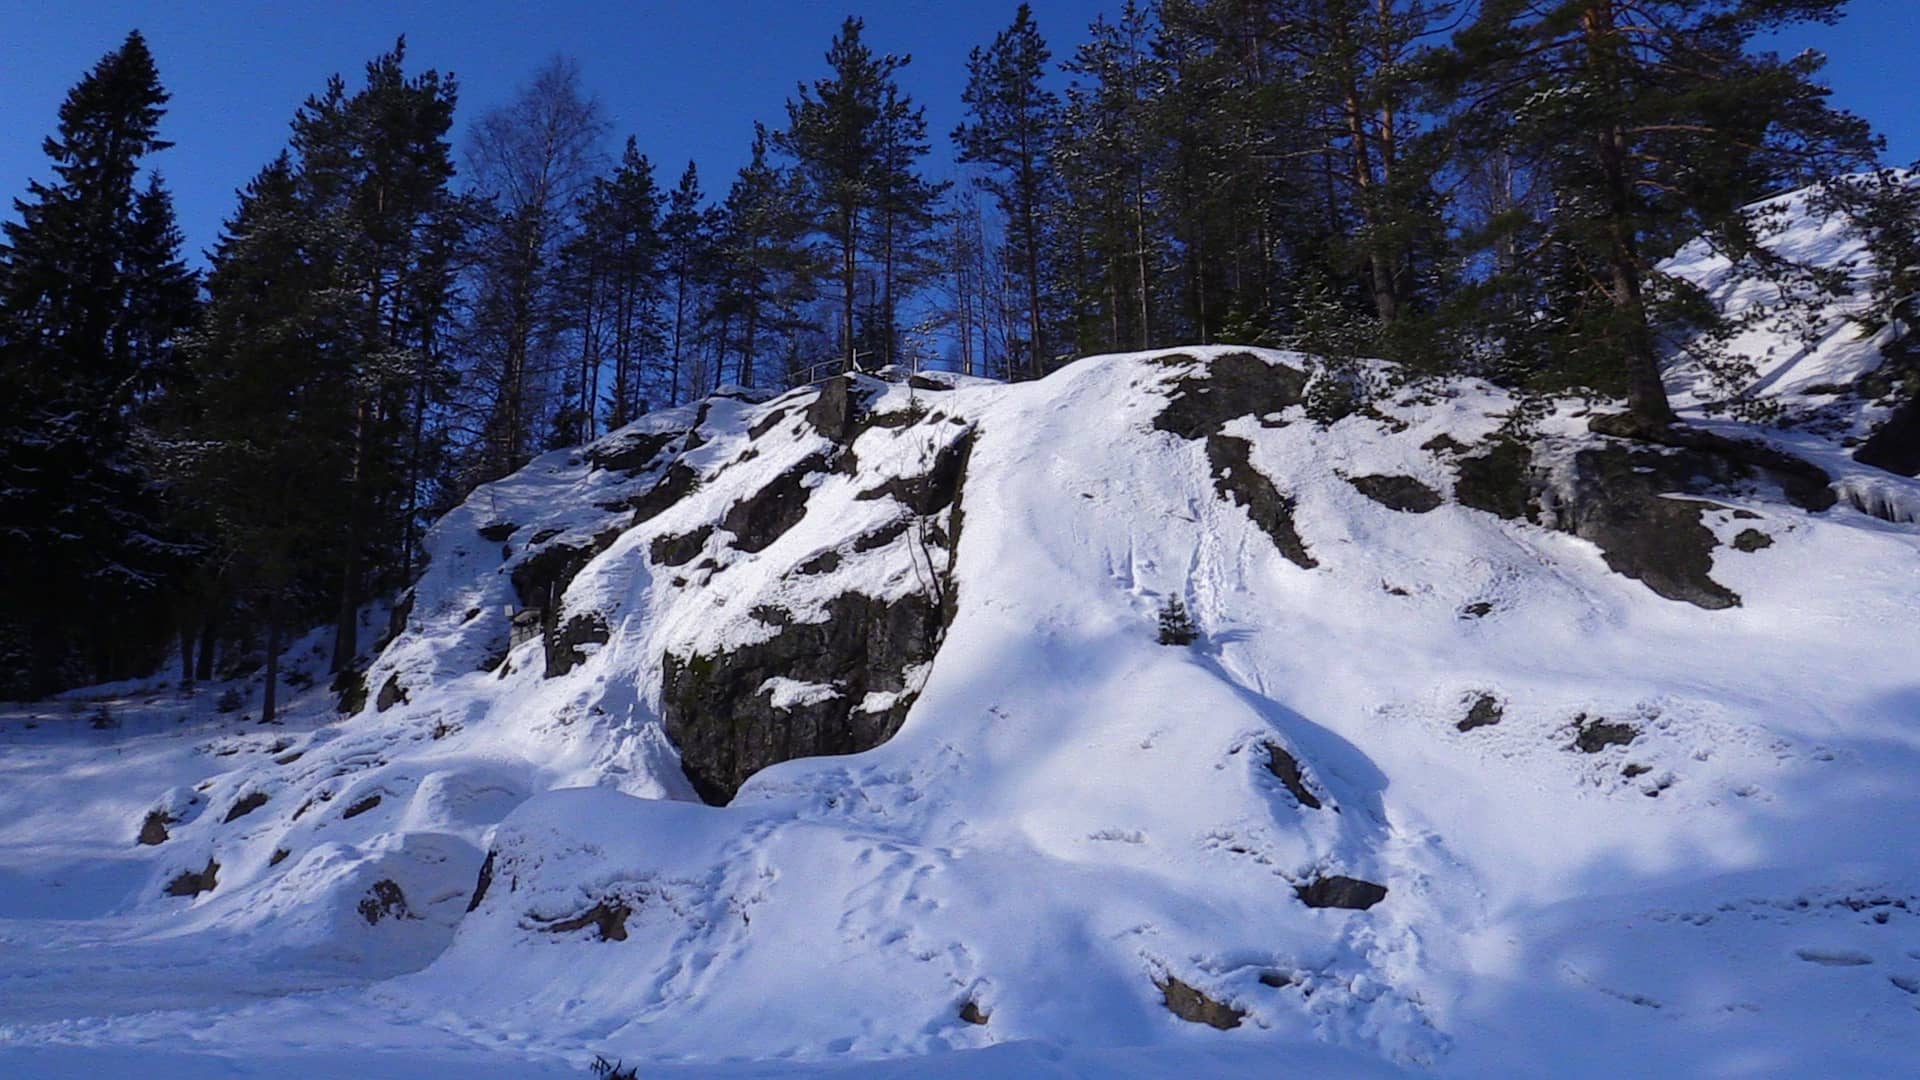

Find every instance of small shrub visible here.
[89,704,117,730]
[1156,598,1198,646]
[283,668,315,690]
[215,688,243,714]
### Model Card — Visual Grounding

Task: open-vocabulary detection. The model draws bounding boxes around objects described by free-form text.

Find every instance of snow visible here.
[4,200,1920,1077]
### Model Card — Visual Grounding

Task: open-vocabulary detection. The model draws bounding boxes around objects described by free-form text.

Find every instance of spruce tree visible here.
[0,31,197,695]
[955,3,1062,378]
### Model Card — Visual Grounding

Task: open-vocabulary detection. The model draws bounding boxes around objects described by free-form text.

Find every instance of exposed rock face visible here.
[804,375,876,444]
[722,452,832,553]
[1207,434,1317,569]
[1153,351,1308,440]
[1294,875,1387,910]
[540,900,630,942]
[1455,429,1835,609]
[375,673,408,712]
[662,590,946,805]
[137,810,171,845]
[1573,715,1638,753]
[650,524,714,567]
[467,851,495,912]
[1348,473,1443,513]
[1263,743,1323,810]
[1454,440,1539,522]
[508,528,626,679]
[585,428,680,475]
[1856,397,1920,475]
[854,427,975,515]
[342,794,382,820]
[221,791,268,823]
[357,879,410,924]
[1458,695,1503,732]
[1158,975,1245,1029]
[545,612,609,679]
[165,859,219,897]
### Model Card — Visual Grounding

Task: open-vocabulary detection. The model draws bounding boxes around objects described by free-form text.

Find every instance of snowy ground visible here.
[5,189,1920,1078]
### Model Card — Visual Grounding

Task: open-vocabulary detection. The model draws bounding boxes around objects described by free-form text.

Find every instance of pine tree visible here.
[955,3,1062,378]
[0,31,198,696]
[713,126,815,387]
[179,157,353,721]
[661,161,711,404]
[1437,0,1881,428]
[778,16,930,370]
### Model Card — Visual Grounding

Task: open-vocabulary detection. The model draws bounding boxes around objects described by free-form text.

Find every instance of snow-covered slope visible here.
[4,187,1920,1078]
[5,338,1918,1077]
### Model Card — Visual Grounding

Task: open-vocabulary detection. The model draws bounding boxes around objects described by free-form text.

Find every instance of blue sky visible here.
[2,0,1914,265]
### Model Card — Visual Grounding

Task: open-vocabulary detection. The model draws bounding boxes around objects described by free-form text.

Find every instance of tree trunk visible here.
[178,622,195,693]
[261,600,282,725]
[1584,1,1674,427]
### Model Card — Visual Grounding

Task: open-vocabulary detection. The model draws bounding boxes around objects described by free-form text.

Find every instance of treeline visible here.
[2,2,1914,700]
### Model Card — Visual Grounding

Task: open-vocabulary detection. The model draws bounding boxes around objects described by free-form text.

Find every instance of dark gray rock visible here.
[342,794,381,820]
[357,879,410,924]
[1263,743,1323,809]
[221,791,268,823]
[585,429,680,475]
[477,521,518,543]
[1206,434,1316,569]
[853,428,976,514]
[467,850,495,912]
[137,810,171,846]
[627,461,701,525]
[1294,875,1387,910]
[1458,694,1503,732]
[1348,473,1443,513]
[1572,715,1637,753]
[722,452,832,554]
[662,590,946,805]
[1152,352,1308,440]
[1856,396,1920,475]
[540,900,630,942]
[1733,528,1773,552]
[1158,976,1244,1029]
[165,858,219,897]
[1454,440,1539,522]
[804,376,878,444]
[545,612,609,679]
[651,525,714,567]
[375,673,408,712]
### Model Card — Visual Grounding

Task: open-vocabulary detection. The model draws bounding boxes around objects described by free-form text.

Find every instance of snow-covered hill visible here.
[4,194,1920,1078]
